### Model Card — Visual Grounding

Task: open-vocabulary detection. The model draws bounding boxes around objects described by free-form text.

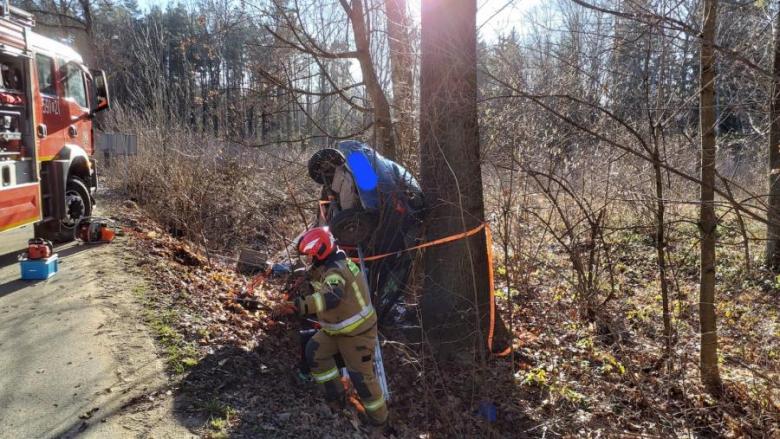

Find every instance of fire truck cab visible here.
[0,4,110,241]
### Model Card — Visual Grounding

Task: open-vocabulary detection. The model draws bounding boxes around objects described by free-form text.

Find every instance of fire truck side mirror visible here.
[89,69,110,115]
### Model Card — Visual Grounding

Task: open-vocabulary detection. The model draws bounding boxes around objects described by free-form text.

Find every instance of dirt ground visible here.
[0,206,195,438]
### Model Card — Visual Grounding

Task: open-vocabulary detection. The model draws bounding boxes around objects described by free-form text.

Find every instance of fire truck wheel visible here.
[34,177,92,242]
[61,177,92,231]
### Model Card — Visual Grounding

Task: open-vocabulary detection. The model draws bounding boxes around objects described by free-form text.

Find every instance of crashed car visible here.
[308,140,424,322]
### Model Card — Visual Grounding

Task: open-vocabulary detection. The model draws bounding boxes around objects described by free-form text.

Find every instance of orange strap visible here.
[347,221,511,358]
[485,224,511,358]
[349,222,487,263]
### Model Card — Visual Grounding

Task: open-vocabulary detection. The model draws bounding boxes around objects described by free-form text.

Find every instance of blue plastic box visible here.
[20,255,59,280]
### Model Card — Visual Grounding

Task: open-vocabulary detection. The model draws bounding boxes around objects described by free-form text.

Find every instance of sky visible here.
[133,0,543,81]
[134,0,543,40]
[400,0,543,40]
[477,0,541,40]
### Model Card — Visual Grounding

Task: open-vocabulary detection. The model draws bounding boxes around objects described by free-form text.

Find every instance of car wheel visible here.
[308,148,345,184]
[329,208,377,246]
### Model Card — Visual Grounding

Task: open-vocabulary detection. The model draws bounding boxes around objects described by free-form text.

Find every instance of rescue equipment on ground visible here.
[26,238,53,260]
[75,217,116,244]
[20,254,58,280]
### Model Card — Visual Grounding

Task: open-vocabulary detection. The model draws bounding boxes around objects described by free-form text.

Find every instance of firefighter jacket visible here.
[297,251,376,336]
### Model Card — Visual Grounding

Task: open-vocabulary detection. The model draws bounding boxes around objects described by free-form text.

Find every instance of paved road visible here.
[0,223,192,438]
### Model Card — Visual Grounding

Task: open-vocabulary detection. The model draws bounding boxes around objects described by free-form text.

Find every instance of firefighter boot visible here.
[305,330,346,403]
[338,329,389,427]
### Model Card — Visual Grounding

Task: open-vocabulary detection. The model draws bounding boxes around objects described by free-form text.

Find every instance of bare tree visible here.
[767,3,780,271]
[341,0,397,159]
[254,0,398,158]
[386,0,415,162]
[698,0,723,395]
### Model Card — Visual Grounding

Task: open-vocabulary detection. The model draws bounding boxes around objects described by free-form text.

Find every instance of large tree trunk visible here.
[419,0,498,360]
[386,0,415,164]
[346,0,397,161]
[766,3,780,271]
[699,0,723,395]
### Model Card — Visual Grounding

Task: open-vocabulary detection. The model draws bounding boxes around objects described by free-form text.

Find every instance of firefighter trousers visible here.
[305,327,389,426]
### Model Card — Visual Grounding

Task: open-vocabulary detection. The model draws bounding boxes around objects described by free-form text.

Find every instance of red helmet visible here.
[297,227,337,261]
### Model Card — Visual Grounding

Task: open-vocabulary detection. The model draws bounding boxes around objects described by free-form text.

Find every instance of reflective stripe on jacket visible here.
[298,251,376,335]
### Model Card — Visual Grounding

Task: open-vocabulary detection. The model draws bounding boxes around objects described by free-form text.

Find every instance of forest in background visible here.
[12,0,780,436]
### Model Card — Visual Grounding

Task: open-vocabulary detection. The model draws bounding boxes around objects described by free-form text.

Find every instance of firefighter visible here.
[274,227,389,428]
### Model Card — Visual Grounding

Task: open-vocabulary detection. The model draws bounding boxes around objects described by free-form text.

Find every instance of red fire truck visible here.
[0,4,110,241]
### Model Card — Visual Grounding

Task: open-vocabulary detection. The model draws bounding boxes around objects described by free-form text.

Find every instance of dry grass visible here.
[100,106,317,262]
[478,142,780,436]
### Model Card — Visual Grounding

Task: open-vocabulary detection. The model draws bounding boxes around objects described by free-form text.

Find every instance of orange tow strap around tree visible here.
[485,224,512,358]
[344,220,511,358]
[348,222,488,263]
